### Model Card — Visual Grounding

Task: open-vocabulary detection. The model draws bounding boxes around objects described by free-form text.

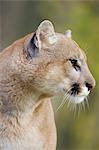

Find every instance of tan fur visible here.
[0,20,95,149]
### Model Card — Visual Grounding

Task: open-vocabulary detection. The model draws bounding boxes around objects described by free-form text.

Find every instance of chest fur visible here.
[0,100,57,150]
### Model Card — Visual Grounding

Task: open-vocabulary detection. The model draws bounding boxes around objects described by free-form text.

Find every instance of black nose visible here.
[85,82,93,91]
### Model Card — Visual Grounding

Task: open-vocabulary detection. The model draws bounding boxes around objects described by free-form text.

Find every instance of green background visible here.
[0,1,99,149]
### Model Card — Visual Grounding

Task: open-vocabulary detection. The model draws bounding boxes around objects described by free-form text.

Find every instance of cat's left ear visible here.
[64,30,72,38]
[25,20,57,59]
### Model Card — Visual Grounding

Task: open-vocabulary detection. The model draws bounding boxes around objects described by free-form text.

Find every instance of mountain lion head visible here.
[8,20,95,105]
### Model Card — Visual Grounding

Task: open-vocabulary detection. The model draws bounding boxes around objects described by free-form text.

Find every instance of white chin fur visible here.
[66,86,90,104]
[68,95,86,104]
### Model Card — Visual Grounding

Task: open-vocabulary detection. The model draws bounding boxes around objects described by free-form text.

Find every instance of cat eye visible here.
[69,58,81,71]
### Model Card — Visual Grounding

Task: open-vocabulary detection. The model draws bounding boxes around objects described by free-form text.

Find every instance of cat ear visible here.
[36,20,57,45]
[26,33,39,59]
[26,20,57,59]
[64,30,72,38]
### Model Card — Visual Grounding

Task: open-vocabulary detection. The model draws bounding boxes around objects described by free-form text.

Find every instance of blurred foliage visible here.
[0,0,99,149]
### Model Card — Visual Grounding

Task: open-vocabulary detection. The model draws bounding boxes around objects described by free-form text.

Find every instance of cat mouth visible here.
[65,84,90,104]
[56,87,90,112]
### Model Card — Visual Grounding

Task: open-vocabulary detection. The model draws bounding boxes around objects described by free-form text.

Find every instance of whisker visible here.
[56,87,72,112]
[66,96,72,109]
[61,88,72,106]
[77,104,81,118]
[73,104,77,118]
[85,97,90,111]
[82,100,85,112]
[80,102,83,112]
[56,96,66,112]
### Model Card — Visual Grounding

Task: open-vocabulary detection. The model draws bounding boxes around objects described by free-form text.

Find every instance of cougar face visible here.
[22,20,95,104]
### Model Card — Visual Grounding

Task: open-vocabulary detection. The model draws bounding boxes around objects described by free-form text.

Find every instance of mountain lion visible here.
[0,20,95,149]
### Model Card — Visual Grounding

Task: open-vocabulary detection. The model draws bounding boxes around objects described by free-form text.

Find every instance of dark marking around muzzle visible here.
[71,83,80,96]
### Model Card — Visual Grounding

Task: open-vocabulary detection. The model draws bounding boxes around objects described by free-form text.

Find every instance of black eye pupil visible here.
[71,59,77,64]
[69,59,77,64]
